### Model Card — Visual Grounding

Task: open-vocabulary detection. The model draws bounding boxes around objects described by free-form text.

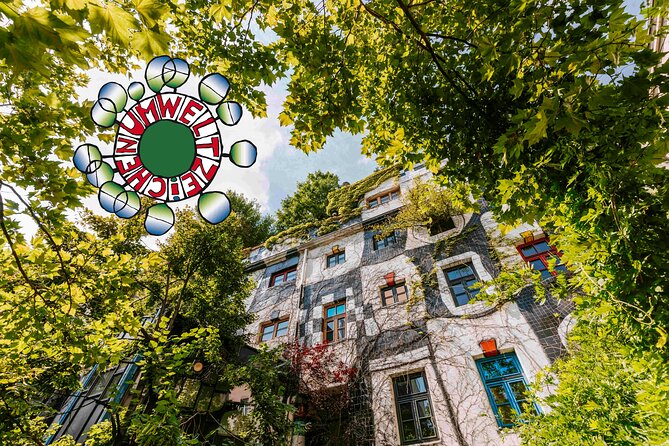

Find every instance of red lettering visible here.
[146,177,167,199]
[115,156,142,175]
[181,172,202,197]
[119,112,146,136]
[190,157,218,181]
[196,136,220,158]
[126,167,153,192]
[192,116,215,137]
[157,94,183,120]
[171,182,179,197]
[114,136,139,154]
[178,99,204,126]
[134,97,160,126]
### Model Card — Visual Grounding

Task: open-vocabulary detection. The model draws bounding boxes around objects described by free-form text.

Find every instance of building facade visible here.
[244,167,573,446]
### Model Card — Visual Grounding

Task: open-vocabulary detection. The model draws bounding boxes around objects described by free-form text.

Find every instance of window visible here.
[324,301,346,342]
[373,231,398,250]
[517,238,567,280]
[269,266,297,286]
[259,318,289,342]
[444,262,480,306]
[367,188,400,208]
[428,215,455,236]
[326,251,346,268]
[381,282,408,306]
[393,372,438,444]
[476,353,539,427]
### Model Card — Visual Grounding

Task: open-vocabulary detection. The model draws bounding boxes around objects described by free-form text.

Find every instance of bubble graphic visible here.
[165,58,190,88]
[99,182,126,214]
[91,98,117,127]
[73,144,101,173]
[128,82,145,101]
[229,140,257,168]
[98,82,127,113]
[145,204,175,236]
[216,101,242,126]
[146,55,171,93]
[75,55,259,235]
[113,190,141,219]
[86,161,114,187]
[199,73,230,105]
[198,192,231,224]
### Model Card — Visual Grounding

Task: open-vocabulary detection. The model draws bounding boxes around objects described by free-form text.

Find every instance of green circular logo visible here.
[139,120,196,178]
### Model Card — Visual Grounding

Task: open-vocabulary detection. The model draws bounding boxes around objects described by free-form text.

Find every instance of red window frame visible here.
[516,237,566,280]
[269,266,297,287]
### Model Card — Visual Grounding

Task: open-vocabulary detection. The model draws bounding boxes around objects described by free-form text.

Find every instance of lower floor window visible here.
[393,371,438,444]
[476,352,540,427]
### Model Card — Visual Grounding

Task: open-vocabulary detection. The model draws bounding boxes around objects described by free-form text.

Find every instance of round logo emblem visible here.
[72,56,257,235]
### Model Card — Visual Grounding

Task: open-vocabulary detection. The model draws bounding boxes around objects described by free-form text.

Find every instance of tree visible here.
[167,0,669,443]
[275,171,341,231]
[226,190,277,248]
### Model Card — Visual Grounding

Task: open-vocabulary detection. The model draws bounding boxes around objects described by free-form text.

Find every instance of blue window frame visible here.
[476,353,540,427]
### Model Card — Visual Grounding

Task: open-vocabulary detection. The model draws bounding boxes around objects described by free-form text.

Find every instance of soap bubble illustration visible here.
[73,56,258,235]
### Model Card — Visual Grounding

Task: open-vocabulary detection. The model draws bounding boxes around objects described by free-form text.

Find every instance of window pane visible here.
[415,399,431,418]
[497,404,516,425]
[530,259,547,271]
[447,269,461,281]
[336,303,346,315]
[454,292,470,306]
[402,421,418,441]
[419,418,437,438]
[395,378,410,397]
[391,191,399,200]
[489,385,508,404]
[380,194,390,204]
[534,241,551,253]
[480,357,520,380]
[337,317,345,339]
[397,286,407,302]
[368,199,378,208]
[261,325,274,341]
[510,381,528,400]
[276,321,288,337]
[273,274,284,285]
[326,307,335,318]
[286,270,297,282]
[327,256,336,268]
[339,252,346,262]
[410,375,426,394]
[461,265,474,277]
[399,402,414,421]
[521,246,537,257]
